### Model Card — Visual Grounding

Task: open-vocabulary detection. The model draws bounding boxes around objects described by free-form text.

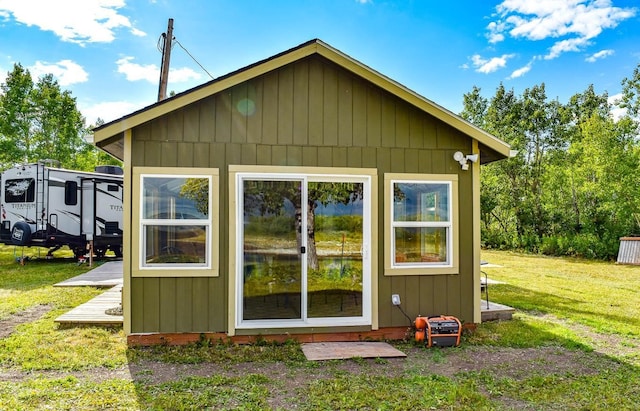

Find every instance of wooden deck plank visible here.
[54,260,123,288]
[55,285,123,326]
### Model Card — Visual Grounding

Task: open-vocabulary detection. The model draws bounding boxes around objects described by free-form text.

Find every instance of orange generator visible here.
[414,315,462,348]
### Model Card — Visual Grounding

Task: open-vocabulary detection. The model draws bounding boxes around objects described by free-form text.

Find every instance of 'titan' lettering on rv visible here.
[10,204,36,210]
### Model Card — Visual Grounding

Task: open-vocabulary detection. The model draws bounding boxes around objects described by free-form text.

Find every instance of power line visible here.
[173,37,215,80]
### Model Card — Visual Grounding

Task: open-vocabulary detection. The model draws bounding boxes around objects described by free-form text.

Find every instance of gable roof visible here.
[93,39,510,163]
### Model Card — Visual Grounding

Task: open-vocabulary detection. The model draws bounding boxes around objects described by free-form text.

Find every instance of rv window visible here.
[65,181,78,205]
[107,185,119,192]
[5,179,35,203]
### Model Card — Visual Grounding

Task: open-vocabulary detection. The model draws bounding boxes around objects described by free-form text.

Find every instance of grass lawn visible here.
[480,250,640,364]
[1,245,639,410]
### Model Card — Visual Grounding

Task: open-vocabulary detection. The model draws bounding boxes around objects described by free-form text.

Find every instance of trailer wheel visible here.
[73,247,86,259]
[10,222,32,246]
[113,246,122,258]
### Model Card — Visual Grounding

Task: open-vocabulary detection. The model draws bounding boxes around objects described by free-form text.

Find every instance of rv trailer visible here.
[0,160,123,258]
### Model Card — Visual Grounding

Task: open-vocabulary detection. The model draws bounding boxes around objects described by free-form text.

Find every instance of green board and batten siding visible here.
[128,55,474,334]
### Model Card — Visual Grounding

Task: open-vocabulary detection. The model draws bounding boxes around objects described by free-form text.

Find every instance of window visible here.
[384,173,458,275]
[5,179,35,203]
[65,181,78,205]
[132,167,219,277]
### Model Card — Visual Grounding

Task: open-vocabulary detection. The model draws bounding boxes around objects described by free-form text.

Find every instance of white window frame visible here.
[384,173,459,276]
[132,167,219,277]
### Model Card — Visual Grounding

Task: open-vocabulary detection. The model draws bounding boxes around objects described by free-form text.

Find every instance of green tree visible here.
[0,63,34,168]
[572,115,639,251]
[621,64,640,117]
[30,74,86,164]
[543,86,611,237]
[463,79,640,259]
[0,63,117,171]
[462,83,567,248]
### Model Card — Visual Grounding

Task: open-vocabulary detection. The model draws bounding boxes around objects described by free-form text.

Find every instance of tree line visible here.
[461,65,640,259]
[0,63,120,172]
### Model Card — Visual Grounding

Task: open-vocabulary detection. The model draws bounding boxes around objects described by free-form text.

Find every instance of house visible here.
[92,39,510,345]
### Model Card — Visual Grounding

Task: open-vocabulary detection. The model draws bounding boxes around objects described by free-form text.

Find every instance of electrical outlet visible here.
[391,294,401,306]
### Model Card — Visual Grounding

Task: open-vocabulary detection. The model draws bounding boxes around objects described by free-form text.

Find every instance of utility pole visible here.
[157,18,174,102]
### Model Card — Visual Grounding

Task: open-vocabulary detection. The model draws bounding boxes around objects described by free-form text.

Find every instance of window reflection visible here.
[141,176,211,267]
[143,177,209,219]
[393,182,451,266]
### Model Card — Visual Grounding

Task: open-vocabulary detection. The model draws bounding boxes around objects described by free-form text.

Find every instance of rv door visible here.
[81,179,95,238]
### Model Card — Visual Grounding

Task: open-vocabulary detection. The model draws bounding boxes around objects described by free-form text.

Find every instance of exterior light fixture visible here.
[453,151,478,171]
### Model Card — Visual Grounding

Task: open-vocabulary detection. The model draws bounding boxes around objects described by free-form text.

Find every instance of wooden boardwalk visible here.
[54,260,123,327]
[55,285,123,326]
[54,260,122,288]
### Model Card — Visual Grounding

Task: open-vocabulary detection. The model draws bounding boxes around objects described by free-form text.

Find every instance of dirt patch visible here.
[0,344,617,385]
[120,345,623,410]
[125,345,613,382]
[0,304,53,339]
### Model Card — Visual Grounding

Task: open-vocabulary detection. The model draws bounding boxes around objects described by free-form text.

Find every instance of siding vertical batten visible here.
[308,58,324,146]
[323,63,338,146]
[293,60,309,146]
[160,278,177,332]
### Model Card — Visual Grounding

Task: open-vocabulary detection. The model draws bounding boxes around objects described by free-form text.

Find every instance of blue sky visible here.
[1,0,638,126]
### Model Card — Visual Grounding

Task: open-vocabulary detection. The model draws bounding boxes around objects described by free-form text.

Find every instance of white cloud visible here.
[29,60,88,86]
[116,57,202,84]
[488,0,636,59]
[508,62,532,79]
[169,67,203,83]
[486,21,506,43]
[0,0,146,45]
[544,36,591,60]
[116,57,159,83]
[585,49,614,62]
[608,93,626,121]
[470,54,515,74]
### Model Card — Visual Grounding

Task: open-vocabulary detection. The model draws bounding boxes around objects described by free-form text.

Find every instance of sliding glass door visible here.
[237,173,371,328]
